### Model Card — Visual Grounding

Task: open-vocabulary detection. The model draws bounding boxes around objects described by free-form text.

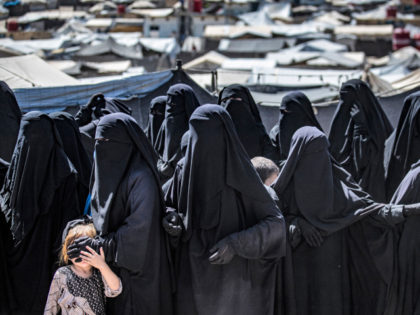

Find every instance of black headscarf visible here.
[146,96,167,149]
[155,84,200,179]
[218,84,274,159]
[91,113,160,235]
[49,112,92,210]
[177,104,280,242]
[272,126,378,234]
[329,79,393,201]
[0,111,75,243]
[384,90,420,199]
[270,91,323,161]
[0,81,21,162]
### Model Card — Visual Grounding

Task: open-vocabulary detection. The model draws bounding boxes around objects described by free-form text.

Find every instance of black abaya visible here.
[385,91,420,199]
[390,160,420,315]
[165,104,286,315]
[73,113,174,315]
[0,112,80,314]
[146,96,167,149]
[155,84,200,182]
[0,81,21,162]
[49,112,92,212]
[329,79,393,202]
[272,126,401,315]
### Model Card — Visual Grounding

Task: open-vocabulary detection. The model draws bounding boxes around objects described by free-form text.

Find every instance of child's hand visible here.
[80,246,107,270]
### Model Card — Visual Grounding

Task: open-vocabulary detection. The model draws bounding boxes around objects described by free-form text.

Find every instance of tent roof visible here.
[0,54,79,89]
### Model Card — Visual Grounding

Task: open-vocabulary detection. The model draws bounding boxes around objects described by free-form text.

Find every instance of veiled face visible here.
[340,86,356,105]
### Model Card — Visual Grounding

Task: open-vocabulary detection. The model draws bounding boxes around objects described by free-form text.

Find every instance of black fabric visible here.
[50,112,92,212]
[155,84,200,182]
[390,160,420,315]
[270,91,323,162]
[76,96,133,162]
[0,158,13,314]
[272,126,386,315]
[329,79,393,202]
[90,113,173,315]
[218,84,276,160]
[146,96,167,150]
[165,104,286,315]
[0,111,80,313]
[385,91,420,200]
[0,81,21,162]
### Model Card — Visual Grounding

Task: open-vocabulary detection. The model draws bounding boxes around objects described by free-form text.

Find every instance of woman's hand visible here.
[80,246,107,270]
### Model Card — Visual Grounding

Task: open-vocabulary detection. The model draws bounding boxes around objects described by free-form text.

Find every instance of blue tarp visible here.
[14,70,174,112]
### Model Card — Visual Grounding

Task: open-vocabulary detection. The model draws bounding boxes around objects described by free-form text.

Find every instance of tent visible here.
[13,65,217,129]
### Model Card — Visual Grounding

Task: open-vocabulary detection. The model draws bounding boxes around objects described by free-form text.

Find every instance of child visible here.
[251,156,279,186]
[44,218,122,315]
[251,156,281,208]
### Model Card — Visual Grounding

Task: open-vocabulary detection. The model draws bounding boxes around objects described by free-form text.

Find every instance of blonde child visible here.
[44,218,122,315]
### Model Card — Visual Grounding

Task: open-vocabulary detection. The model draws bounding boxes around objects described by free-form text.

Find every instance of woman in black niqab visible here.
[272,125,409,315]
[164,104,286,315]
[146,95,167,149]
[68,113,174,315]
[155,84,200,182]
[0,81,21,162]
[329,79,393,202]
[49,112,92,212]
[218,84,276,160]
[270,91,323,162]
[0,111,80,314]
[384,91,420,200]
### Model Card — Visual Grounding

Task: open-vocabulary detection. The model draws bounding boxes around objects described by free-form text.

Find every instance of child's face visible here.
[70,256,92,270]
[265,172,279,186]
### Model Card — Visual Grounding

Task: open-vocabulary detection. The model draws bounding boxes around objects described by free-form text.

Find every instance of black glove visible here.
[162,212,183,237]
[86,93,105,110]
[208,236,236,265]
[350,104,366,126]
[67,236,103,261]
[298,218,323,248]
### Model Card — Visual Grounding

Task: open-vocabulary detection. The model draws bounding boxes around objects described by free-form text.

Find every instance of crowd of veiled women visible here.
[1,78,420,315]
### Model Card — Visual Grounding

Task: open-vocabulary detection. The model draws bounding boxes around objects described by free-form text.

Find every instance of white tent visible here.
[0,54,79,89]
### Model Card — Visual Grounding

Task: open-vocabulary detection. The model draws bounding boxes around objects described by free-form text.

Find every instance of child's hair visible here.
[60,223,97,265]
[251,156,279,184]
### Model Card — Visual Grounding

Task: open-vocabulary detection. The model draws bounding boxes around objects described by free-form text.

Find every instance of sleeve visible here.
[43,270,63,315]
[74,105,93,127]
[102,276,123,298]
[111,170,162,273]
[228,198,286,261]
[352,133,374,177]
[374,204,405,225]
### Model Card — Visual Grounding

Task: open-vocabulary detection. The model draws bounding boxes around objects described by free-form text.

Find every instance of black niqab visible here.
[270,92,323,161]
[49,112,92,211]
[218,84,275,159]
[166,104,286,315]
[91,113,173,315]
[92,113,159,235]
[146,96,167,149]
[329,79,393,201]
[384,91,420,199]
[155,84,200,180]
[0,111,80,313]
[0,81,21,162]
[1,111,76,242]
